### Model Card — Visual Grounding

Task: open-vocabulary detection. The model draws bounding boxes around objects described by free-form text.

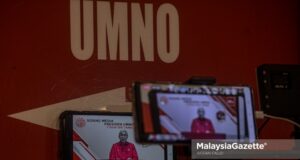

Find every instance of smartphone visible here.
[132,82,256,143]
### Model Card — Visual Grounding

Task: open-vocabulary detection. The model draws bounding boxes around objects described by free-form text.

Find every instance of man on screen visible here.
[109,130,138,160]
[191,108,215,134]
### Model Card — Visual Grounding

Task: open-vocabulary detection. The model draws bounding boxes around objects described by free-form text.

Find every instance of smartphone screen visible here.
[150,91,240,141]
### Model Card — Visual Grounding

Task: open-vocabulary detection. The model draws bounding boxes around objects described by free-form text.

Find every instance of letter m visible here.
[197,143,203,150]
[97,2,128,60]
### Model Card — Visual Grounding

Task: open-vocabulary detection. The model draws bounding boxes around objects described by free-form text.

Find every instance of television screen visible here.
[60,111,173,160]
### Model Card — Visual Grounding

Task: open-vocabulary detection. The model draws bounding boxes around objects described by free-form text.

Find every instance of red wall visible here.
[0,0,299,159]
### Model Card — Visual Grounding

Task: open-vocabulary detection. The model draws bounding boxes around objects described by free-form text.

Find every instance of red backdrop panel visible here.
[0,0,299,159]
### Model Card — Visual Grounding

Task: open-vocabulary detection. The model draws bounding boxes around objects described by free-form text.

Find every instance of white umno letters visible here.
[70,0,180,63]
[157,3,180,63]
[131,3,154,62]
[70,0,94,60]
[97,2,128,61]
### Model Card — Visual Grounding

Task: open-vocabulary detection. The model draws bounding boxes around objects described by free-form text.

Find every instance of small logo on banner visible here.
[75,117,86,128]
[159,96,168,105]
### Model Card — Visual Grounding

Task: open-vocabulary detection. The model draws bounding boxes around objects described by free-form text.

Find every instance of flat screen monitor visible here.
[60,111,173,160]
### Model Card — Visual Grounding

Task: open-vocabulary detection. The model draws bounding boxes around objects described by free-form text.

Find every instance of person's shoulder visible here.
[128,142,136,147]
[112,142,119,147]
[205,118,212,121]
[192,118,200,123]
[204,118,213,124]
